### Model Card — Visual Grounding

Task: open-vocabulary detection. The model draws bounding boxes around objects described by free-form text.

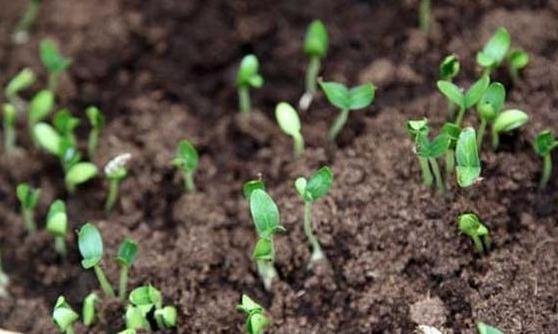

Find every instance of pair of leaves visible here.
[275,102,302,138]
[476,27,510,69]
[319,81,375,111]
[172,139,199,172]
[416,133,450,159]
[78,223,104,269]
[65,162,98,191]
[250,189,285,239]
[534,130,558,157]
[128,285,177,329]
[16,183,40,209]
[237,295,270,334]
[304,20,328,59]
[52,296,79,331]
[237,55,264,88]
[5,67,36,98]
[458,213,489,239]
[437,75,490,111]
[406,119,429,140]
[46,199,67,237]
[439,54,460,81]
[477,82,505,121]
[40,39,71,74]
[295,166,334,202]
[456,127,481,188]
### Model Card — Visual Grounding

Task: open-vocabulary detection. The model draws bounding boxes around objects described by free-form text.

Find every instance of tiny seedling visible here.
[507,49,529,81]
[491,109,528,150]
[458,213,490,254]
[237,294,270,334]
[154,306,178,329]
[5,67,36,105]
[236,54,264,114]
[300,20,328,110]
[319,80,375,142]
[52,296,79,334]
[78,223,115,298]
[295,166,333,267]
[86,106,105,159]
[476,82,505,151]
[0,251,9,298]
[243,179,266,200]
[437,75,489,126]
[455,127,481,188]
[533,130,558,190]
[40,39,71,93]
[28,89,55,139]
[127,285,177,330]
[439,54,460,81]
[65,162,98,193]
[406,119,433,186]
[12,0,42,44]
[415,126,450,193]
[3,103,17,154]
[476,27,510,76]
[116,238,139,301]
[82,292,99,326]
[441,122,461,183]
[477,322,503,334]
[172,139,199,193]
[54,109,80,146]
[16,183,40,233]
[419,0,431,33]
[275,102,304,157]
[46,199,68,256]
[104,153,132,212]
[126,304,149,330]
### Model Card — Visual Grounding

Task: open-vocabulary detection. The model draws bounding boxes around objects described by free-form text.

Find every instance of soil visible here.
[0,0,557,333]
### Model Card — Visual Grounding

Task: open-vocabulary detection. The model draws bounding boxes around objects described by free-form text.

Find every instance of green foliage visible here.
[243,179,266,200]
[5,67,36,99]
[2,103,16,153]
[275,102,304,157]
[416,132,450,159]
[54,109,80,144]
[82,292,99,326]
[154,306,178,328]
[78,223,104,269]
[104,153,132,211]
[65,162,98,193]
[236,55,264,88]
[437,75,490,111]
[455,127,481,188]
[406,119,429,139]
[250,189,285,239]
[86,106,105,158]
[47,200,67,237]
[477,82,505,121]
[534,130,558,157]
[29,89,55,125]
[458,213,490,253]
[17,182,40,233]
[34,122,62,155]
[52,296,79,333]
[439,54,460,81]
[304,20,328,59]
[127,285,177,330]
[40,39,71,74]
[237,294,270,334]
[129,285,162,309]
[477,322,503,334]
[441,122,461,149]
[295,166,333,202]
[507,50,529,79]
[118,329,137,334]
[492,109,529,149]
[125,305,149,330]
[173,139,198,192]
[117,238,139,267]
[319,81,375,111]
[476,27,510,70]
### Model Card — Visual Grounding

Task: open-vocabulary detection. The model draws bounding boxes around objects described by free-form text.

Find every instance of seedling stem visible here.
[184,171,196,193]
[105,179,120,212]
[419,157,433,187]
[306,57,321,95]
[419,0,431,33]
[22,208,36,234]
[239,86,250,115]
[541,154,552,190]
[13,0,41,44]
[328,108,349,141]
[428,158,445,193]
[304,201,324,263]
[94,265,115,298]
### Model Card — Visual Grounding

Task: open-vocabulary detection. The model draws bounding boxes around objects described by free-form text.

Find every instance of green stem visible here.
[419,0,431,33]
[491,127,499,150]
[539,154,552,190]
[256,259,277,291]
[104,179,120,212]
[472,235,484,254]
[305,56,321,95]
[22,209,36,234]
[418,157,433,187]
[328,108,349,142]
[4,123,15,154]
[88,129,99,159]
[48,72,60,94]
[477,118,487,151]
[304,201,325,265]
[93,265,115,298]
[54,236,66,257]
[293,133,305,158]
[429,157,445,193]
[119,265,129,302]
[238,86,251,114]
[446,100,456,121]
[455,106,465,127]
[66,325,76,334]
[13,0,41,42]
[445,149,455,184]
[183,170,196,193]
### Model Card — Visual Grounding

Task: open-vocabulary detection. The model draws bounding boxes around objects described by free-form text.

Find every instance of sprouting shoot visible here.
[78,223,115,298]
[437,75,489,126]
[458,213,490,254]
[172,139,199,193]
[300,19,328,110]
[46,199,69,256]
[275,102,304,157]
[86,106,105,159]
[40,39,71,93]
[16,182,41,233]
[533,130,558,190]
[237,294,270,334]
[116,238,139,301]
[52,296,79,334]
[104,153,132,212]
[236,54,264,114]
[12,0,42,44]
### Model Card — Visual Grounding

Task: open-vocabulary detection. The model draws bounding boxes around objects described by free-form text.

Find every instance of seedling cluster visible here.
[237,294,270,334]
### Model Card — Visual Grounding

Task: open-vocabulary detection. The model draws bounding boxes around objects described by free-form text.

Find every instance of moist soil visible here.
[0,0,557,333]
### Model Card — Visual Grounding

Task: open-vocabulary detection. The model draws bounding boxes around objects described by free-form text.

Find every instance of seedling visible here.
[86,106,105,159]
[319,80,375,142]
[12,0,42,44]
[533,130,558,190]
[439,54,460,120]
[52,296,79,334]
[249,189,285,291]
[154,306,178,329]
[5,67,36,106]
[16,183,40,233]
[406,119,433,186]
[82,292,98,326]
[476,27,510,76]
[236,54,263,114]
[275,102,304,157]
[476,82,505,151]
[437,75,489,126]
[3,103,17,153]
[65,162,98,193]
[104,153,132,212]
[116,238,139,301]
[300,20,328,110]
[54,109,80,146]
[126,304,149,330]
[172,139,198,192]
[46,199,68,256]
[78,223,115,298]
[28,89,54,139]
[40,39,71,92]
[295,166,333,267]
[0,251,9,298]
[477,322,503,334]
[414,126,450,193]
[441,122,461,183]
[507,49,529,81]
[243,179,266,200]
[127,285,177,330]
[419,0,431,33]
[491,109,528,150]
[458,213,490,254]
[455,127,481,188]
[237,294,270,334]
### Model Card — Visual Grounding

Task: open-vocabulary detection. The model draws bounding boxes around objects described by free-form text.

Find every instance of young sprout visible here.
[52,296,79,334]
[104,153,132,212]
[477,322,503,334]
[295,166,333,267]
[128,285,177,330]
[476,82,505,151]
[28,89,54,139]
[16,183,40,233]
[12,0,42,44]
[236,54,264,114]
[441,122,461,183]
[78,223,115,298]
[249,189,285,291]
[154,306,178,329]
[243,179,266,200]
[406,119,433,186]
[40,39,71,93]
[439,54,460,120]
[458,213,490,254]
[65,162,98,193]
[54,109,80,145]
[116,238,138,301]
[415,127,450,193]
[507,49,529,81]
[437,75,489,126]
[300,20,328,110]
[237,294,270,334]
[491,109,529,150]
[5,67,36,106]
[319,80,375,142]
[82,292,99,326]
[172,139,198,193]
[3,104,17,154]
[275,102,304,157]
[0,251,9,298]
[125,304,150,330]
[533,130,558,190]
[419,0,431,33]
[86,106,105,159]
[46,199,68,256]
[476,27,510,76]
[455,127,481,188]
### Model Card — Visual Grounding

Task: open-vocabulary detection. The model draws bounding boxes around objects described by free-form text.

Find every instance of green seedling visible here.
[275,102,304,157]
[12,0,42,44]
[65,162,98,193]
[78,223,115,298]
[458,213,490,254]
[455,127,481,188]
[104,153,132,212]
[126,304,149,330]
[243,179,266,200]
[128,285,177,330]
[249,189,285,291]
[533,130,558,190]
[476,82,505,151]
[477,322,503,334]
[441,122,461,185]
[0,251,9,298]
[46,199,68,256]
[491,109,528,150]
[16,183,40,233]
[415,126,450,193]
[237,294,270,334]
[40,39,71,92]
[154,306,178,329]
[319,80,375,142]
[3,103,17,153]
[172,139,198,192]
[5,67,36,105]
[116,238,138,301]
[54,109,80,145]
[439,54,460,120]
[119,330,137,334]
[507,49,529,81]
[300,20,328,110]
[28,89,54,139]
[52,296,79,334]
[476,27,510,76]
[419,0,431,33]
[86,106,105,159]
[406,119,433,186]
[236,54,264,114]
[295,166,333,267]
[82,292,98,326]
[437,75,489,126]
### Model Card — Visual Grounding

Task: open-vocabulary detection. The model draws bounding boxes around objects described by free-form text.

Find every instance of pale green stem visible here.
[4,123,15,154]
[445,149,455,186]
[66,325,76,334]
[509,66,519,82]
[419,156,433,187]
[455,106,466,127]
[88,129,99,159]
[13,0,41,42]
[54,236,66,257]
[256,259,277,292]
[119,265,129,302]
[491,127,499,150]
[446,100,456,121]
[94,265,115,298]
[304,201,325,266]
[238,86,251,114]
[328,108,349,142]
[429,157,445,193]
[104,179,120,212]
[419,0,431,33]
[471,235,486,254]
[477,118,487,151]
[293,133,305,158]
[539,154,552,190]
[48,72,60,94]
[22,209,36,234]
[305,56,321,95]
[183,170,196,193]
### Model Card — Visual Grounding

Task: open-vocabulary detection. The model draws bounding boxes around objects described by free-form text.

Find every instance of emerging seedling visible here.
[300,20,328,110]
[533,130,558,190]
[441,122,461,186]
[65,162,98,193]
[319,80,375,142]
[116,238,138,301]
[458,213,490,254]
[3,103,17,154]
[237,294,270,334]
[476,82,505,151]
[172,139,198,192]
[439,54,460,120]
[295,166,333,267]
[46,199,68,256]
[491,109,529,150]
[127,285,177,330]
[275,102,304,157]
[78,223,115,298]
[12,0,42,44]
[40,39,71,92]
[455,127,481,188]
[406,119,433,186]
[419,0,431,33]
[507,49,529,81]
[104,153,132,212]
[16,183,40,233]
[477,322,503,334]
[236,54,264,114]
[5,67,36,106]
[243,179,266,200]
[52,296,79,334]
[437,75,489,126]
[476,27,510,76]
[28,89,54,139]
[82,292,99,326]
[415,126,450,193]
[86,106,105,159]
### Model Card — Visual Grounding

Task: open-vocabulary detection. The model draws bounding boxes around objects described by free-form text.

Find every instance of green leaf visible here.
[129,285,162,308]
[16,183,40,209]
[458,213,489,237]
[319,81,350,110]
[247,312,270,334]
[439,54,460,80]
[533,130,558,157]
[243,179,266,201]
[125,305,149,330]
[455,127,481,187]
[416,133,450,158]
[237,54,263,88]
[46,199,67,237]
[493,109,529,134]
[304,20,328,58]
[249,189,282,239]
[54,109,80,139]
[29,90,55,124]
[78,223,104,269]
[294,177,307,199]
[65,162,98,190]
[82,292,99,327]
[40,39,71,74]
[304,166,333,201]
[52,296,79,331]
[406,119,429,140]
[252,237,273,260]
[86,106,105,129]
[465,75,490,109]
[116,238,139,267]
[172,139,198,172]
[476,27,510,68]
[441,122,461,148]
[237,294,264,314]
[154,305,177,328]
[437,80,464,109]
[477,82,505,121]
[275,102,301,137]
[508,50,529,70]
[5,67,36,98]
[477,322,504,334]
[34,122,62,155]
[348,83,375,110]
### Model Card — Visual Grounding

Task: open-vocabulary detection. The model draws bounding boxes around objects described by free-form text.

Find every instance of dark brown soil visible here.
[0,0,557,333]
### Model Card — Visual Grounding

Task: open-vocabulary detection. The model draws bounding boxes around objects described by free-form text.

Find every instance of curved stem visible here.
[539,154,552,190]
[472,236,484,254]
[477,118,487,151]
[419,157,433,187]
[445,149,455,188]
[328,109,349,142]
[94,265,115,298]
[305,57,321,95]
[238,86,251,114]
[88,129,99,159]
[54,236,66,257]
[119,265,129,302]
[184,170,196,193]
[13,0,41,43]
[293,133,305,158]
[455,106,466,127]
[429,157,445,193]
[303,201,325,266]
[22,209,36,234]
[104,179,120,212]
[419,0,431,33]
